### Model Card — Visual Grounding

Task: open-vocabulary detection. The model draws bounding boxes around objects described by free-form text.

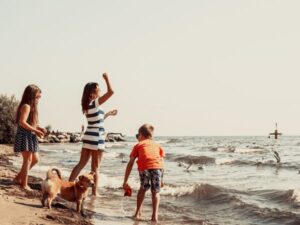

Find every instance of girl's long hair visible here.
[81,82,98,113]
[16,84,41,126]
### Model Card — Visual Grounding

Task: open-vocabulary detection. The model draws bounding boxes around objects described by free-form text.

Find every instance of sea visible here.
[12,136,300,225]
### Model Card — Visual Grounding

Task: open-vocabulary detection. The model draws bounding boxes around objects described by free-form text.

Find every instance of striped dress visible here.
[82,98,106,151]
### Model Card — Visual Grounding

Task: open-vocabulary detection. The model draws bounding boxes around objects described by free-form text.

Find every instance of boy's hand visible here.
[123,182,128,190]
[161,181,164,188]
[123,182,132,197]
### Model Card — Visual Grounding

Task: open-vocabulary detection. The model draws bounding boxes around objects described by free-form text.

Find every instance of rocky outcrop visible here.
[106,133,126,142]
[38,132,126,143]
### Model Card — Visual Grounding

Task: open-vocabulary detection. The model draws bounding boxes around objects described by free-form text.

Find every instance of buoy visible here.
[269,123,282,139]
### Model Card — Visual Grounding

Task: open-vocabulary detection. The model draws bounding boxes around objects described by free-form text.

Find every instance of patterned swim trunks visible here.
[139,169,163,193]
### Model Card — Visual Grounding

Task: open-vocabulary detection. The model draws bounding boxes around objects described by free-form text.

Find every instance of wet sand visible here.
[0,144,93,225]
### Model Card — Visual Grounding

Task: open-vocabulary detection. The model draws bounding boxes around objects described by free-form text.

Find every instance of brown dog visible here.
[41,168,95,215]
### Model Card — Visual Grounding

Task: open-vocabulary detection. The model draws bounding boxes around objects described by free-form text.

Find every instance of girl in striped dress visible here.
[69,73,116,196]
[14,85,47,190]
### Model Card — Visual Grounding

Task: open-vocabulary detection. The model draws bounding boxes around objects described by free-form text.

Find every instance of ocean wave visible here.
[39,147,77,154]
[166,138,182,144]
[291,189,300,203]
[33,165,71,178]
[256,188,300,208]
[105,143,127,149]
[39,148,58,153]
[104,152,120,158]
[62,148,77,154]
[234,148,266,154]
[215,158,236,165]
[210,146,235,152]
[210,146,265,154]
[214,158,300,170]
[166,154,215,164]
[215,159,254,166]
[163,184,300,224]
[235,201,299,224]
[163,183,300,209]
[156,140,169,145]
[161,183,239,202]
[97,174,141,190]
[246,145,265,149]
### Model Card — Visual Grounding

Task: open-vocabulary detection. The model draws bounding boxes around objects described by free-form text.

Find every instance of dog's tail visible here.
[46,167,62,180]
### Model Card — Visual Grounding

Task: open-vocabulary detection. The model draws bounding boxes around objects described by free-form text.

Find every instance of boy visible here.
[123,124,164,222]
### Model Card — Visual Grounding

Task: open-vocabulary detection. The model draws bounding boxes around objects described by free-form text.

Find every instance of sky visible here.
[1,0,300,136]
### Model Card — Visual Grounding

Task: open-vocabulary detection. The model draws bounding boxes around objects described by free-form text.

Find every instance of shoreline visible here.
[0,144,93,225]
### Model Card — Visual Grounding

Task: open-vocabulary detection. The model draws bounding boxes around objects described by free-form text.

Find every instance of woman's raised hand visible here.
[103,73,109,80]
[109,109,118,116]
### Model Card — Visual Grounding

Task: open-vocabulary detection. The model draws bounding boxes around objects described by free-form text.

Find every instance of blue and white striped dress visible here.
[82,98,105,151]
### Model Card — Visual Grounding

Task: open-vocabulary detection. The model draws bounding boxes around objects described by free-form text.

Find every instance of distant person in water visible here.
[69,73,117,196]
[14,85,47,190]
[123,124,165,222]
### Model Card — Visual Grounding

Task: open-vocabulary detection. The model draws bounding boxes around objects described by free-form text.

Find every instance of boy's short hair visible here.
[138,124,154,138]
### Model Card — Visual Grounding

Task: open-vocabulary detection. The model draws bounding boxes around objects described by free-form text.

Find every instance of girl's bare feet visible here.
[132,215,141,221]
[13,177,21,185]
[151,215,158,223]
[133,211,142,220]
[92,192,100,197]
[20,185,32,191]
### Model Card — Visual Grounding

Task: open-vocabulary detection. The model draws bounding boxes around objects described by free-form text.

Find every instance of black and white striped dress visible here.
[14,126,39,152]
[82,98,105,151]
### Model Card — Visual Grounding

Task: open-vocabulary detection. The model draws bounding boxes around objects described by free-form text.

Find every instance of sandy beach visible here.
[0,144,92,225]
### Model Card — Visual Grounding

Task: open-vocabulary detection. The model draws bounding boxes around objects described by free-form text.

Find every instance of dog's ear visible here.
[89,171,96,176]
[78,175,84,181]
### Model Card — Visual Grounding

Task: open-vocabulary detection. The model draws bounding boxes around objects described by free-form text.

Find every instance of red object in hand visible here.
[124,184,132,197]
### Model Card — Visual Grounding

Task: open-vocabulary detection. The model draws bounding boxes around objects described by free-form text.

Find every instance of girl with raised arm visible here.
[69,73,116,196]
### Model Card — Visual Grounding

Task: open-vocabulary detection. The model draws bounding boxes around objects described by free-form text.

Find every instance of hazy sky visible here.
[1,0,300,136]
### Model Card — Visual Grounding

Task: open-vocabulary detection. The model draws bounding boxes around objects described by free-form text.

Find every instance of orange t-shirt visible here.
[130,139,164,172]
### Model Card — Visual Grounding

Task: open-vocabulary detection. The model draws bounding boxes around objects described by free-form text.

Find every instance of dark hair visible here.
[138,124,154,138]
[81,82,99,113]
[16,84,41,126]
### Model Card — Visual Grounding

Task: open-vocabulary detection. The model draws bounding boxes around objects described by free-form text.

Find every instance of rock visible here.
[52,136,60,143]
[105,133,126,142]
[59,138,69,143]
[70,133,82,143]
[57,135,65,139]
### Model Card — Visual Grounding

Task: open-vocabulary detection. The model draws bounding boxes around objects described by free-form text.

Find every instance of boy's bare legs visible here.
[151,192,160,222]
[134,188,146,220]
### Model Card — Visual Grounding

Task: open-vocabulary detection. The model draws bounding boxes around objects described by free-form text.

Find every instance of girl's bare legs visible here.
[14,155,24,184]
[30,152,39,169]
[69,148,91,181]
[91,150,103,196]
[15,152,39,185]
[14,151,32,188]
[134,188,146,220]
[151,192,160,222]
